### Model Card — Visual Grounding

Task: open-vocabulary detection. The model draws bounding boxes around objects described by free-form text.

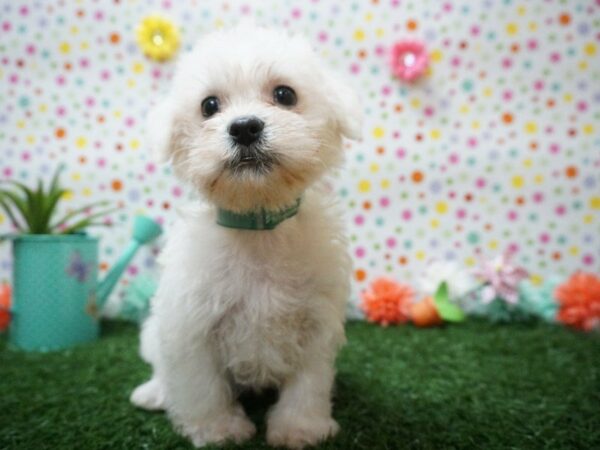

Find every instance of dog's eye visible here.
[201,96,220,117]
[273,86,297,107]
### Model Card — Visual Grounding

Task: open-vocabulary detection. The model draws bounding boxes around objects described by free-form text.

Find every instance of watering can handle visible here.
[96,241,140,309]
[95,214,163,310]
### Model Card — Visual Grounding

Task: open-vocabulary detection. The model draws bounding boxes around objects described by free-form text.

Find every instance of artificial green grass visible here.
[1,321,599,449]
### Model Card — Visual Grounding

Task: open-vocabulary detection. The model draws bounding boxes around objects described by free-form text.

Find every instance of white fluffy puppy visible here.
[130,25,361,449]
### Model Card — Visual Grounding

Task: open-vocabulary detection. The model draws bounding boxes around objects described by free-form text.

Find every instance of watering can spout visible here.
[96,216,162,309]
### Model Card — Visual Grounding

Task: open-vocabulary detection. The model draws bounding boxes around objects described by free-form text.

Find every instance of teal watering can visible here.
[6,216,162,352]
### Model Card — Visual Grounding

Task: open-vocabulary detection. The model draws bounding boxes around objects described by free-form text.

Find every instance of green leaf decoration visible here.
[31,179,45,233]
[0,166,116,236]
[0,194,25,231]
[51,200,111,230]
[60,207,120,235]
[433,281,466,322]
[0,188,33,231]
[40,187,67,233]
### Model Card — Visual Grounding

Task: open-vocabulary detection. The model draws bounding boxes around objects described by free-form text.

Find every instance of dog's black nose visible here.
[228,116,264,146]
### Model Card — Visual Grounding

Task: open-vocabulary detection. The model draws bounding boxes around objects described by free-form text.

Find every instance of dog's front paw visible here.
[183,408,256,448]
[267,413,339,449]
[130,378,165,411]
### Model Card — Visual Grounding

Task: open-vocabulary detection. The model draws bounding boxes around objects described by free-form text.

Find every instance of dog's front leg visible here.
[159,333,256,448]
[267,357,339,449]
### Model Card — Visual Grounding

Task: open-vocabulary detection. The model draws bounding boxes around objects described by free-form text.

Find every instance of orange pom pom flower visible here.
[555,272,600,331]
[0,283,11,332]
[361,277,413,326]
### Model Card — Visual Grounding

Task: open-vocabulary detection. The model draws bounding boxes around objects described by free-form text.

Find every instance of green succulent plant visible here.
[0,166,118,235]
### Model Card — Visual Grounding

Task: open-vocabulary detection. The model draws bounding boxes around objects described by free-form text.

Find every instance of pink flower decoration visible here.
[389,40,429,82]
[473,248,529,304]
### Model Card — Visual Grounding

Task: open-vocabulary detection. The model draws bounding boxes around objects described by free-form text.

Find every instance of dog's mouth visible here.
[227,145,276,175]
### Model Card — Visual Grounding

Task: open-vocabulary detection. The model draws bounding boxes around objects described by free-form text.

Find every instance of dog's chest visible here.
[208,243,316,387]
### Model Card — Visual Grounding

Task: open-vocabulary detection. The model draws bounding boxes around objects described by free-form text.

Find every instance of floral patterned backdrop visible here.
[1,0,599,316]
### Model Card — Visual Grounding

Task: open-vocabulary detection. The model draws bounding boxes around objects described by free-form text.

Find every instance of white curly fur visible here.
[130,25,362,449]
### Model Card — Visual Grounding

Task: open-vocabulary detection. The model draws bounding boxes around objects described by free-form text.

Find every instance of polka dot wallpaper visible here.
[1,0,599,315]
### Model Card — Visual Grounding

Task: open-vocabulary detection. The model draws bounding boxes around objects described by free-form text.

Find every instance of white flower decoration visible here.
[417,260,477,301]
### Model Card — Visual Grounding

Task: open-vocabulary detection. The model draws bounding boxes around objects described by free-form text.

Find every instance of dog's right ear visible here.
[146,97,175,163]
[321,69,363,141]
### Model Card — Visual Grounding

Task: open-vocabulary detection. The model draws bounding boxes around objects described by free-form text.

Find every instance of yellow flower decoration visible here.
[136,15,180,62]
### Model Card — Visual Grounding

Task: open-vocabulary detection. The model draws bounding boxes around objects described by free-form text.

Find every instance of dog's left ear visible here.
[323,70,363,141]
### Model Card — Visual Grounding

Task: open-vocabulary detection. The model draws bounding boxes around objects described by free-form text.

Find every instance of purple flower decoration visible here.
[66,251,92,283]
[473,249,529,304]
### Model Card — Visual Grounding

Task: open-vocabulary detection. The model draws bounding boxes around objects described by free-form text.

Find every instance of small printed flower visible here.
[473,249,529,304]
[66,251,92,283]
[136,15,180,62]
[389,40,429,82]
[418,260,477,301]
[361,277,413,326]
[555,272,600,331]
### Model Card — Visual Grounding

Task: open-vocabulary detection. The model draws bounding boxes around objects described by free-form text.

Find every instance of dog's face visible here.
[148,26,362,212]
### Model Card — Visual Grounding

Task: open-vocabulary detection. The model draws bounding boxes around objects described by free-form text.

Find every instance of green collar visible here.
[216,198,302,230]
